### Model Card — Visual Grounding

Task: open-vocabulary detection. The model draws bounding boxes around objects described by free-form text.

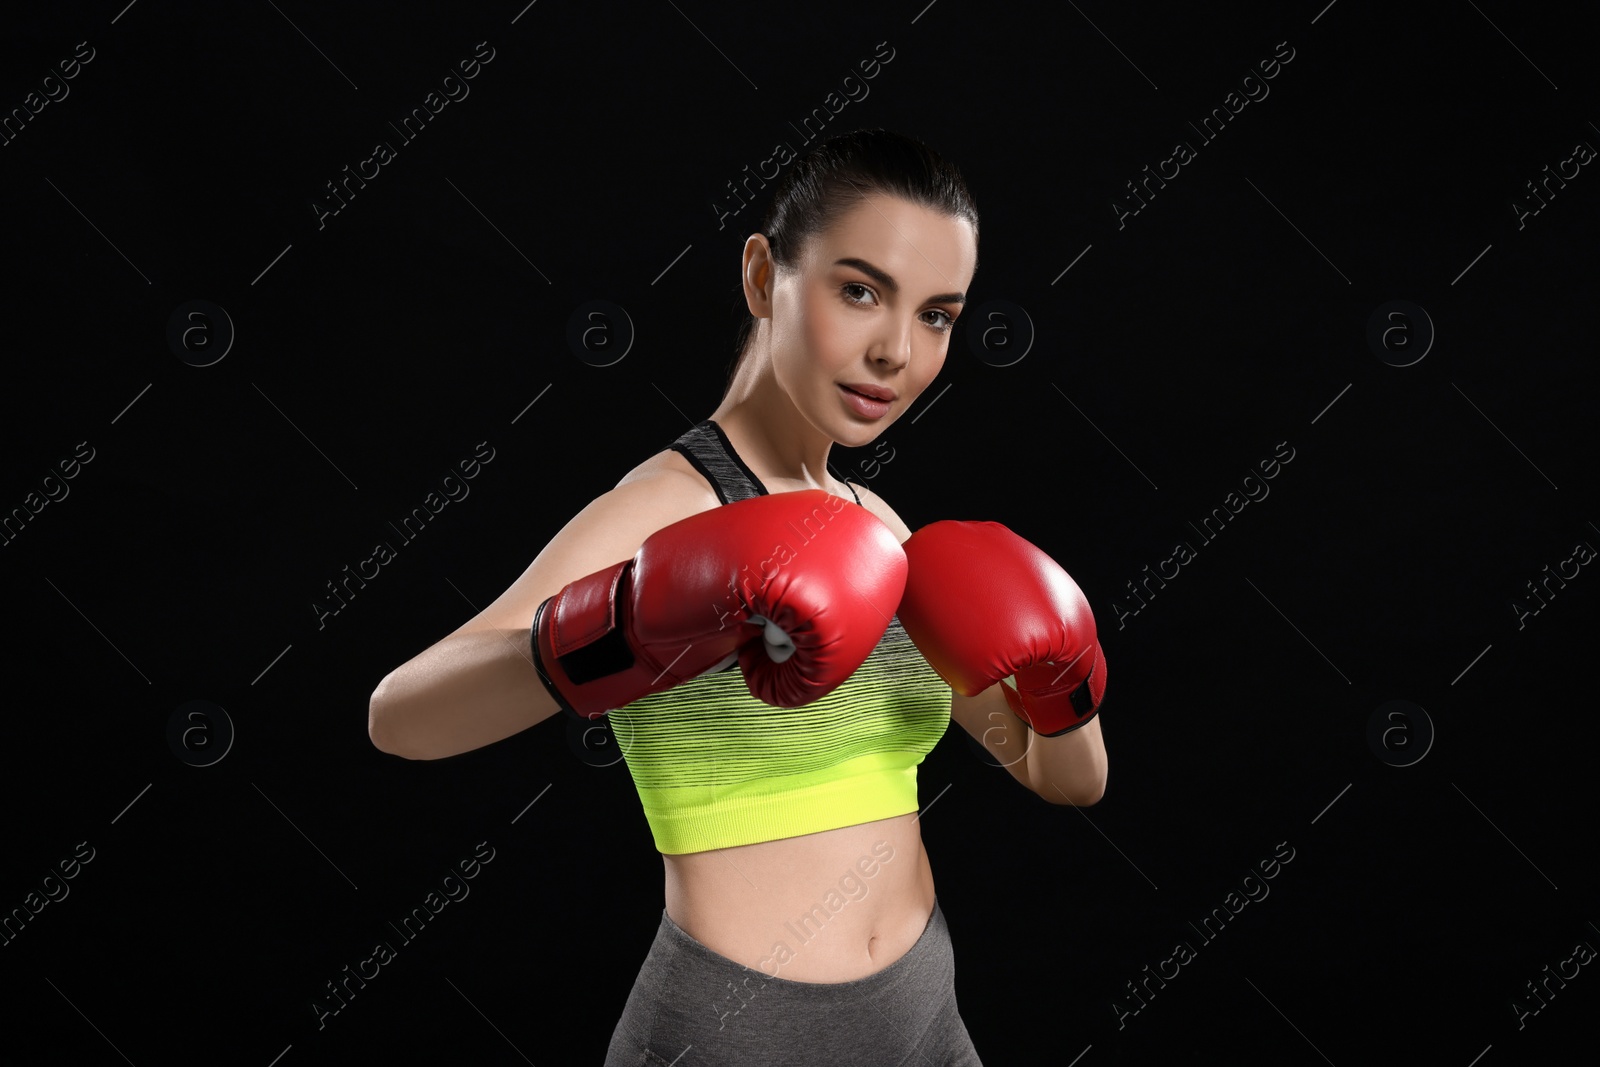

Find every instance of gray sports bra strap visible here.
[668,418,861,506]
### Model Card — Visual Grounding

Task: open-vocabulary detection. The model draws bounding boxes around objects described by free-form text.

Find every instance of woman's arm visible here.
[853,481,1111,804]
[368,469,716,760]
[1027,713,1107,805]
[950,683,1109,805]
[368,626,557,760]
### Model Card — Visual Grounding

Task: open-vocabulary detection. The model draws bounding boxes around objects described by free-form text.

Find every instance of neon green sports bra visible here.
[606,418,952,855]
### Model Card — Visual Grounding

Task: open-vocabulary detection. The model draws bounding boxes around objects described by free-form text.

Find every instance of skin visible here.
[631,194,981,982]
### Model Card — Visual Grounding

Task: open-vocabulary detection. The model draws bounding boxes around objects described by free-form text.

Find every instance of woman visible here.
[369,128,1109,1065]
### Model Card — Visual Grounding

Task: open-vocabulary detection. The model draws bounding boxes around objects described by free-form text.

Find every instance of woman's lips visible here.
[839,384,891,419]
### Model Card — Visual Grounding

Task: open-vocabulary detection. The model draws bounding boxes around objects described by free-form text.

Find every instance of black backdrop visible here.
[3,2,1596,1064]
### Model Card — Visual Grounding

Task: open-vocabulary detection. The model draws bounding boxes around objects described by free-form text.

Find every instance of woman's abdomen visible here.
[661,811,936,983]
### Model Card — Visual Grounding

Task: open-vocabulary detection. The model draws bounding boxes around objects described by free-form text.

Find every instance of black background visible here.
[2,1,1596,1064]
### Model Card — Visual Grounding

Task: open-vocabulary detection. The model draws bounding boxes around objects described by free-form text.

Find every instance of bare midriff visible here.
[661,812,936,983]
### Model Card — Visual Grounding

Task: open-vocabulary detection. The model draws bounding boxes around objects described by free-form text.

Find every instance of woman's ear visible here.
[741,234,775,320]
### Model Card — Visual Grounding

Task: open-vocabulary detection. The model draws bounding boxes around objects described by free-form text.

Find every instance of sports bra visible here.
[606,418,952,855]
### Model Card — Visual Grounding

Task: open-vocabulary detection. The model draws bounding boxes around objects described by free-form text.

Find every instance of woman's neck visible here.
[708,397,839,494]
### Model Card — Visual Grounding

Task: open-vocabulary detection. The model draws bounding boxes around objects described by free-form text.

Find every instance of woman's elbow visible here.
[1043,761,1108,806]
[1045,781,1106,807]
[368,693,399,755]
[368,676,422,759]
[1072,779,1107,806]
[1078,761,1110,805]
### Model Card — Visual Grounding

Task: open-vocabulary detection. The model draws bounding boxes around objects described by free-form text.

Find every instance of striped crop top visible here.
[606,418,952,855]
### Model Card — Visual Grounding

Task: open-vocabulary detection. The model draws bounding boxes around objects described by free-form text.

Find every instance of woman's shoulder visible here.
[615,447,720,507]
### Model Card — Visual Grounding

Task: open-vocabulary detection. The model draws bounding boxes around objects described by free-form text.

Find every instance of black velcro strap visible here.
[1070,661,1097,717]
[555,564,637,685]
[559,624,635,685]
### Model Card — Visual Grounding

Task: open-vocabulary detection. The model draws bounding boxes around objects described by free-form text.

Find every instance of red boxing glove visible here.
[533,489,906,720]
[898,521,1107,736]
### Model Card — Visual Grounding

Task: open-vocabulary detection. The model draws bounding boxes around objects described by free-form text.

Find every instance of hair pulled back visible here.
[722,128,979,398]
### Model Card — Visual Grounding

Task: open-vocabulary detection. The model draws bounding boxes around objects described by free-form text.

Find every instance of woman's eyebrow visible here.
[834,257,966,306]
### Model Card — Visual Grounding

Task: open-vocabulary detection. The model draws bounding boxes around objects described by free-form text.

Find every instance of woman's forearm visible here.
[368,626,559,760]
[1023,708,1108,805]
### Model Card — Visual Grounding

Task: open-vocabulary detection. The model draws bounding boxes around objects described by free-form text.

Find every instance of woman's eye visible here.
[841,282,955,332]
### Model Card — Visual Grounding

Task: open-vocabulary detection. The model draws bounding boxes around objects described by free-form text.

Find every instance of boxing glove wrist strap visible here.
[531,560,667,722]
[1001,640,1108,736]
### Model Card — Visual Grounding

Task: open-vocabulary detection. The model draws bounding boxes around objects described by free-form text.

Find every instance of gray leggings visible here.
[603,897,984,1066]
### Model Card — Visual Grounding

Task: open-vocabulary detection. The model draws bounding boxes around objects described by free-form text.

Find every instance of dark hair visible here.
[722,128,979,399]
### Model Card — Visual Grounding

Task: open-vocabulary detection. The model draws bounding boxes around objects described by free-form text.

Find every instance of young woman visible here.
[369,128,1109,1066]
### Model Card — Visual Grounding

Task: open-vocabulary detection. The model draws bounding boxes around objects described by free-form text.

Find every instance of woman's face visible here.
[761,193,977,445]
